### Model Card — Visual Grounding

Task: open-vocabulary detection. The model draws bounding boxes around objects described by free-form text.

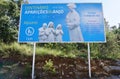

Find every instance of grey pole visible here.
[32,43,36,79]
[87,43,91,78]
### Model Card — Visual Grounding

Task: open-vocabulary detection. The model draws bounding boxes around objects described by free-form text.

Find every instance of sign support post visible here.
[32,43,36,79]
[87,43,91,78]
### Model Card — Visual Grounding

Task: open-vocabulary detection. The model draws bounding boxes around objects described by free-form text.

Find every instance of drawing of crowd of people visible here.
[38,21,64,42]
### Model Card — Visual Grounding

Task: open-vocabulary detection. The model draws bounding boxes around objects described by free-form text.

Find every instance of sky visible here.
[26,0,120,27]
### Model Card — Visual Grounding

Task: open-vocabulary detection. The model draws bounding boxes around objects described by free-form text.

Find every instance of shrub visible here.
[44,43,78,53]
[91,31,120,59]
[43,59,56,74]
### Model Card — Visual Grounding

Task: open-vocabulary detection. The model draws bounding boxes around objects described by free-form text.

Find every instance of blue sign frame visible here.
[18,3,106,43]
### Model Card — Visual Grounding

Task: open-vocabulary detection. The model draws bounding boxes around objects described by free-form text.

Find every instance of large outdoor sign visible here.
[18,3,106,43]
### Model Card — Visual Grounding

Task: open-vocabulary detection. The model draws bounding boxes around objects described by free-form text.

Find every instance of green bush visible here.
[43,59,56,74]
[0,42,32,58]
[44,43,78,53]
[0,42,9,57]
[91,31,120,59]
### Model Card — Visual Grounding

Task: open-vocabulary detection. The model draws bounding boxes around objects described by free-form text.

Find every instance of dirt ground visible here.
[0,55,120,79]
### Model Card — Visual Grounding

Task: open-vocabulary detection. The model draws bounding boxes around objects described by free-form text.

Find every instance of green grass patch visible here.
[0,42,120,59]
[0,42,77,58]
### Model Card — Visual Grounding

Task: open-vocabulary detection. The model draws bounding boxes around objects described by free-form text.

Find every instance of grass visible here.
[0,42,76,58]
[0,42,120,59]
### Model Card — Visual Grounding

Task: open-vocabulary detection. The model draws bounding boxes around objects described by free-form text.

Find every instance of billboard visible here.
[18,3,106,43]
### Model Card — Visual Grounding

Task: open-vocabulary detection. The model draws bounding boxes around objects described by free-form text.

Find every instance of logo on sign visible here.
[25,27,34,36]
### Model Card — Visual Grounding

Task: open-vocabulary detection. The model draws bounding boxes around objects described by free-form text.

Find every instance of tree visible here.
[0,0,21,43]
[112,25,120,45]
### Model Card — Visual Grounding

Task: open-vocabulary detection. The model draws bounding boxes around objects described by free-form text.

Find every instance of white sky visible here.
[27,0,120,27]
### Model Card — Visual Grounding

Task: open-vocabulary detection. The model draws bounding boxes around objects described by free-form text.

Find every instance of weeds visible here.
[0,42,120,59]
[43,59,56,74]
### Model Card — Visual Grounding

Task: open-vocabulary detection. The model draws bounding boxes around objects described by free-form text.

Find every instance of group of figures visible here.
[38,22,63,42]
[39,3,84,42]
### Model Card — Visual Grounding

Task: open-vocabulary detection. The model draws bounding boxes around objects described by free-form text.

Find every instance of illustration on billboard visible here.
[66,3,83,41]
[38,22,64,42]
[18,3,106,43]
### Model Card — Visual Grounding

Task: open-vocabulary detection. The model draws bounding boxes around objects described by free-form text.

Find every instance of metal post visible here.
[32,43,36,79]
[87,43,91,78]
